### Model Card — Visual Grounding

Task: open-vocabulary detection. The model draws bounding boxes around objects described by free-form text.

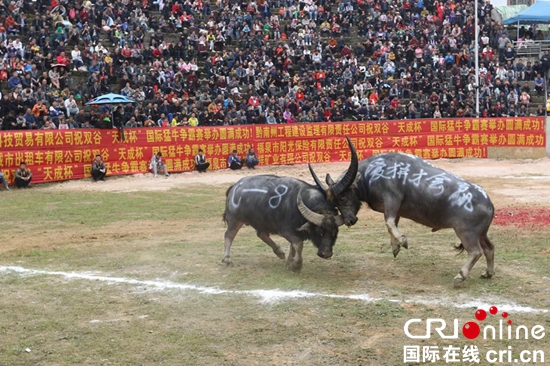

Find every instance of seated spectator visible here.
[64,95,79,117]
[0,172,10,190]
[7,71,21,90]
[519,91,531,107]
[58,116,70,130]
[2,110,18,130]
[14,162,33,189]
[245,147,259,169]
[150,152,169,177]
[534,74,545,95]
[91,154,107,182]
[194,149,210,173]
[42,119,58,130]
[228,150,242,170]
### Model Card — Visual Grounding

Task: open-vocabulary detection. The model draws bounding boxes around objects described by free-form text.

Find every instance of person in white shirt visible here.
[94,42,107,55]
[71,46,83,70]
[12,38,24,59]
[150,152,169,177]
[312,51,322,69]
[64,95,80,116]
[351,93,360,107]
[353,81,365,97]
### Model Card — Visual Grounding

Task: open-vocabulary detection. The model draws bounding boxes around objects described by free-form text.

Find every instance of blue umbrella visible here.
[86,93,136,142]
[85,93,136,105]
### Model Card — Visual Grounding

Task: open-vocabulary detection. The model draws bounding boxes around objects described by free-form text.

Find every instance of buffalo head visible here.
[308,136,361,226]
[296,191,345,259]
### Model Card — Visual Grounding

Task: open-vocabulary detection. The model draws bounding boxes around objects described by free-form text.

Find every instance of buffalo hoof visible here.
[392,246,400,258]
[221,257,233,266]
[274,250,286,260]
[453,275,466,288]
[400,235,409,249]
[286,261,302,273]
[480,270,494,279]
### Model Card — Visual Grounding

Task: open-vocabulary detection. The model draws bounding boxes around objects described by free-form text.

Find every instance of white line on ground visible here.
[502,176,550,180]
[0,265,548,313]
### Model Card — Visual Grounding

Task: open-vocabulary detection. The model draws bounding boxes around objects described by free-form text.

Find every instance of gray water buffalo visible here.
[309,151,495,286]
[222,137,358,272]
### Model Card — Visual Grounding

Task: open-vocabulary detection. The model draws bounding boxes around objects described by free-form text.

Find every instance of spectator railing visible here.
[514,40,550,58]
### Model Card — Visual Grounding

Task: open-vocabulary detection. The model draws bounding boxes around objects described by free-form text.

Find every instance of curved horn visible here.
[297,191,325,227]
[308,164,327,194]
[329,135,358,197]
[335,215,346,227]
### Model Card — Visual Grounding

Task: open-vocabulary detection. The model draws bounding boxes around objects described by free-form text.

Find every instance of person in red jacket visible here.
[56,52,70,65]
[172,2,183,15]
[248,95,261,112]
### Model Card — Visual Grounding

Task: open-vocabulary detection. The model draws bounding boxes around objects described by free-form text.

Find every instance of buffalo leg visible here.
[222,221,244,265]
[383,201,408,249]
[390,216,402,258]
[453,229,483,286]
[257,232,286,260]
[479,230,495,279]
[287,243,296,266]
[287,241,304,273]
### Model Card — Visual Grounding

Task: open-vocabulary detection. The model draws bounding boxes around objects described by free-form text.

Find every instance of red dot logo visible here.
[502,312,508,318]
[508,320,513,325]
[462,322,481,339]
[489,306,498,315]
[475,309,487,321]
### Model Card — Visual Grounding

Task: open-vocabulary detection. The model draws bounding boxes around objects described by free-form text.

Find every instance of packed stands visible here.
[0,0,549,129]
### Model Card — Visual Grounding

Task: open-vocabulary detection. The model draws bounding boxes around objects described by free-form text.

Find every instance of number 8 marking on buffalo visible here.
[268,185,289,208]
[230,183,289,209]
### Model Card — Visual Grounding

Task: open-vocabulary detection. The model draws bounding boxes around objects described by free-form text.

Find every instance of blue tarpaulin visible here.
[504,0,550,24]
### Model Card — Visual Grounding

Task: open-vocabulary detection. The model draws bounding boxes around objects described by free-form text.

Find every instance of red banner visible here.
[0,117,545,185]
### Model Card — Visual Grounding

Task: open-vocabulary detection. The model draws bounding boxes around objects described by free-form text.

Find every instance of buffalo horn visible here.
[297,191,325,227]
[308,164,327,194]
[329,135,358,197]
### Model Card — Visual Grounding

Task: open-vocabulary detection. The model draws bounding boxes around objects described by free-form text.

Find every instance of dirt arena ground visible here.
[44,158,550,202]
[1,157,550,365]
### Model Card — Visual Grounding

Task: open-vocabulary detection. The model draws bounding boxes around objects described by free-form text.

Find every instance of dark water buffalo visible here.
[310,151,495,286]
[222,137,358,272]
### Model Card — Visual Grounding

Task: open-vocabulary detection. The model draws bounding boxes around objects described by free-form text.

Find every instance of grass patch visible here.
[0,185,549,365]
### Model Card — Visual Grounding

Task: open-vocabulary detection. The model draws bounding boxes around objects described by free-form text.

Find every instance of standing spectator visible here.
[228,150,242,170]
[246,147,259,169]
[497,34,511,61]
[91,155,107,182]
[534,74,545,96]
[150,152,169,177]
[540,50,550,76]
[0,172,10,190]
[194,149,210,173]
[14,162,33,188]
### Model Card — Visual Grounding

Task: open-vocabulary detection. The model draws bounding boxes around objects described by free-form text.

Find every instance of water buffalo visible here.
[222,137,359,272]
[309,151,495,286]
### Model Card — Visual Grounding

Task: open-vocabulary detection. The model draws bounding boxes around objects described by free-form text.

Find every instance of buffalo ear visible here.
[297,223,311,232]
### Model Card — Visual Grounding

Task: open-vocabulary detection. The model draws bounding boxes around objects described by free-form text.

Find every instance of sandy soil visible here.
[43,157,550,207]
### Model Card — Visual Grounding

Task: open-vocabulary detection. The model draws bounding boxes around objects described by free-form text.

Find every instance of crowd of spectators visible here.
[0,0,549,130]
